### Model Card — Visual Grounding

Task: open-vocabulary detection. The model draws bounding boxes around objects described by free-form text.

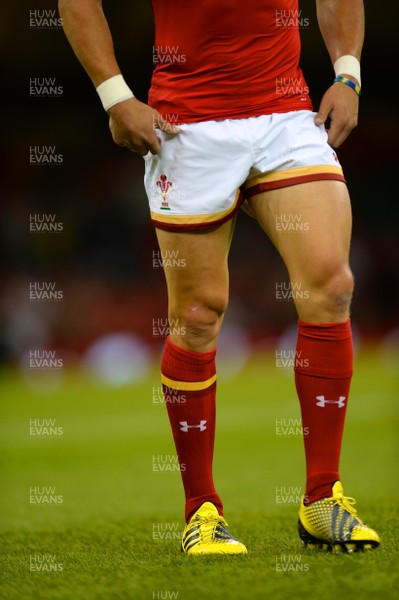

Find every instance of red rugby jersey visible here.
[148,0,313,123]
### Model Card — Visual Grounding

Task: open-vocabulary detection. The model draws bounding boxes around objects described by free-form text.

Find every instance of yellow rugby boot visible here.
[181,502,247,555]
[298,481,380,553]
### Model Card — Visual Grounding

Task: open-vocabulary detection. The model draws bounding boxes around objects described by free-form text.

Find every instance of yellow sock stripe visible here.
[161,373,217,392]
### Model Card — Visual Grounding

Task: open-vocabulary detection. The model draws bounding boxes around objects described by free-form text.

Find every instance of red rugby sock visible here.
[161,336,223,522]
[294,319,353,504]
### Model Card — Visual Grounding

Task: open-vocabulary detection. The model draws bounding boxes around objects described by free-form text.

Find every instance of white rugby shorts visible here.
[143,110,345,231]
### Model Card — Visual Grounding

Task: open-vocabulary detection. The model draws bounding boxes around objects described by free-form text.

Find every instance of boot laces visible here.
[195,513,227,544]
[334,494,359,519]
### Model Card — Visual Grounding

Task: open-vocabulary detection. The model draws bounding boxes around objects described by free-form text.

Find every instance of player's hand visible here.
[314,81,359,148]
[108,97,180,156]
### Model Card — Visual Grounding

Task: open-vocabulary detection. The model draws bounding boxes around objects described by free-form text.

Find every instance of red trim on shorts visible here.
[244,173,346,198]
[151,192,245,231]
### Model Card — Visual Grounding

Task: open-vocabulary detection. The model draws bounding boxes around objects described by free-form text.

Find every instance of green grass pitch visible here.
[0,346,398,599]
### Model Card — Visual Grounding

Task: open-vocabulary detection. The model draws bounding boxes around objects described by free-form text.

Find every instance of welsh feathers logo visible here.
[156,174,173,210]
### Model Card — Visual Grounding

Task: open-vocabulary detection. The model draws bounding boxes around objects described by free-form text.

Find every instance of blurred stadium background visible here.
[1,1,399,386]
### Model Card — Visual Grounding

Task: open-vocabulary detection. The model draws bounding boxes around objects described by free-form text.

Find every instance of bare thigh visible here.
[156,217,236,352]
[248,180,353,322]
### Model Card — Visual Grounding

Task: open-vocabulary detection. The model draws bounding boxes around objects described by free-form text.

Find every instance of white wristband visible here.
[333,55,361,86]
[96,75,134,111]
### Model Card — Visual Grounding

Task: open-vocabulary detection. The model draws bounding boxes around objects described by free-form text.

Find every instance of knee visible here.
[311,263,354,317]
[169,295,228,351]
[324,267,354,314]
[296,262,354,322]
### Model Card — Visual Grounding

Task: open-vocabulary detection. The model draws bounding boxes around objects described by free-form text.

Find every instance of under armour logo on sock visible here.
[316,395,346,408]
[179,420,207,432]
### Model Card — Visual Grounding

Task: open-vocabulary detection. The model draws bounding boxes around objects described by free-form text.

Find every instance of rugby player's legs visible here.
[156,217,236,353]
[156,217,237,527]
[248,180,354,322]
[249,179,355,507]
